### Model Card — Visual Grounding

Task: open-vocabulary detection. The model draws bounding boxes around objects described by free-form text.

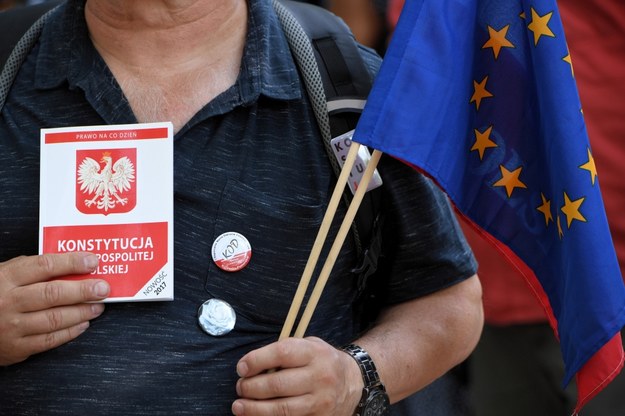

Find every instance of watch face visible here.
[363,390,390,416]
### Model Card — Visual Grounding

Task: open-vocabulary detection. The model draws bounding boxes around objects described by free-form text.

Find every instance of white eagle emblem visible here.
[77,152,135,212]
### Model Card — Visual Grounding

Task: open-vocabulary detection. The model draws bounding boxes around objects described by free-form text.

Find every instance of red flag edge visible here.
[399,159,625,413]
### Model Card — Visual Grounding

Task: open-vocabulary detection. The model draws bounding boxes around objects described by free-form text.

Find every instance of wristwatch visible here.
[341,344,390,416]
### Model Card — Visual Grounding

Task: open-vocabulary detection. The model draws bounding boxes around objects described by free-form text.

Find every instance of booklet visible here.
[39,122,174,302]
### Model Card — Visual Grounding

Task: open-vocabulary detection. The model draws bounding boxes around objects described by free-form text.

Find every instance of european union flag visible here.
[354,0,625,411]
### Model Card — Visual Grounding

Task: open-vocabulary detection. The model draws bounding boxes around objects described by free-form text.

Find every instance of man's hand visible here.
[0,253,109,366]
[232,337,363,416]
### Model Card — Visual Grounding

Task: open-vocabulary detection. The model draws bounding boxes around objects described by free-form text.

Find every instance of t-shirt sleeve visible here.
[372,155,478,306]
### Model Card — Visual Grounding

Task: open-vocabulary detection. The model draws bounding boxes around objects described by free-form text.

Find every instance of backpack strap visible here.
[272,0,384,290]
[0,1,63,111]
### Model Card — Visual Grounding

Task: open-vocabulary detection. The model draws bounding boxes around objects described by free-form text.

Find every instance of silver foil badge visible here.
[198,298,236,336]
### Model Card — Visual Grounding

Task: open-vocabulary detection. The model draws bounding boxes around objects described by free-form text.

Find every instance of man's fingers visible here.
[233,338,352,415]
[19,321,92,360]
[232,395,312,416]
[1,253,99,286]
[236,367,310,400]
[0,253,106,366]
[18,303,105,336]
[14,279,110,312]
[237,338,312,378]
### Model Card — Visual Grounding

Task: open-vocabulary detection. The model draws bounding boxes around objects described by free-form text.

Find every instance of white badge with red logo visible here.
[211,232,252,272]
[39,122,174,302]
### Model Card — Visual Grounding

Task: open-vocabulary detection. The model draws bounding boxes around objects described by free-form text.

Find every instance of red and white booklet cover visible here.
[39,122,174,302]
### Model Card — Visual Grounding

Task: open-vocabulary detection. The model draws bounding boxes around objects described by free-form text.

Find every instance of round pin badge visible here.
[198,298,236,336]
[211,232,252,272]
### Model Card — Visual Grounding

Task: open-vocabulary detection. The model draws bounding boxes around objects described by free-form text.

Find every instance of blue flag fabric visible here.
[354,0,625,410]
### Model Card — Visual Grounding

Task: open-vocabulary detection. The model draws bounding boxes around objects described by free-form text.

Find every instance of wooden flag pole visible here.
[293,149,382,338]
[278,143,362,340]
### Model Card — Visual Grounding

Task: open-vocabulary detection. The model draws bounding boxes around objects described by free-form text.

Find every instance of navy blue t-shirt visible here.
[0,0,476,414]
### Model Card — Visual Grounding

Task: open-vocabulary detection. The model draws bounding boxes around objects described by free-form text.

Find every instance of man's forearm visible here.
[353,274,484,403]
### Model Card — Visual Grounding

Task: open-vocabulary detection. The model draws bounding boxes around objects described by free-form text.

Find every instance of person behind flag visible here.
[357,0,625,414]
[0,0,484,415]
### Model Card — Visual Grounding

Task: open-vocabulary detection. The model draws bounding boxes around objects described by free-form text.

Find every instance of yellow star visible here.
[493,165,527,197]
[563,48,574,77]
[579,148,597,185]
[527,7,555,46]
[561,192,587,228]
[520,11,526,20]
[471,126,498,160]
[536,193,553,226]
[557,215,564,239]
[470,76,494,111]
[483,25,515,60]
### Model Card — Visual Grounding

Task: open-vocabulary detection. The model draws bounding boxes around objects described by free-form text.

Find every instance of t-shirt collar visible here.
[34,0,302,103]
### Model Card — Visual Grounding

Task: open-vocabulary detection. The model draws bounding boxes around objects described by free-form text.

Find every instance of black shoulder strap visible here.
[273,0,384,286]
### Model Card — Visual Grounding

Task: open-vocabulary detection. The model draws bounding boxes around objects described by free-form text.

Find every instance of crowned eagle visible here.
[77,152,135,212]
